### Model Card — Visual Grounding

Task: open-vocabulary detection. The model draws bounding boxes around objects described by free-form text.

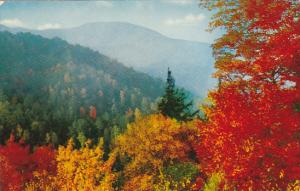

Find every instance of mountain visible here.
[0,22,216,96]
[0,31,164,146]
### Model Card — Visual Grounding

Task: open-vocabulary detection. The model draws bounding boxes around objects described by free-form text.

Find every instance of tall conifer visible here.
[158,68,198,121]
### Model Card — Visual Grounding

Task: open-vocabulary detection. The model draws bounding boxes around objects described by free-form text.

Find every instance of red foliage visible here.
[198,83,300,190]
[197,0,300,190]
[0,135,33,183]
[32,146,56,174]
[0,155,22,191]
[0,135,56,190]
[89,106,97,120]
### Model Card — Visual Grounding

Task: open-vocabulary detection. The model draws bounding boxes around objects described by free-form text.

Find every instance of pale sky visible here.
[0,0,221,43]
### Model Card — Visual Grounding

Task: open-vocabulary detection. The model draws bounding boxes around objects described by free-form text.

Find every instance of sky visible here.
[0,0,220,43]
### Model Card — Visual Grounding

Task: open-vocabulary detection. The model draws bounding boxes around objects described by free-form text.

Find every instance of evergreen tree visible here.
[158,68,198,121]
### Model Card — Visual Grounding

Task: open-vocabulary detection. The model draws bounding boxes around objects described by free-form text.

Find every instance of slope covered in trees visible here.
[0,31,164,147]
[0,0,299,190]
[0,22,215,96]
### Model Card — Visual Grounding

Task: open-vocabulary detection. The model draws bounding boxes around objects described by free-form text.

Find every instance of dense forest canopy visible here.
[0,31,164,147]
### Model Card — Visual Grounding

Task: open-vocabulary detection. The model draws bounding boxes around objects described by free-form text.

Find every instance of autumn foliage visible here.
[25,139,115,191]
[116,114,200,190]
[0,1,299,191]
[89,105,97,120]
[197,0,300,190]
[0,135,56,191]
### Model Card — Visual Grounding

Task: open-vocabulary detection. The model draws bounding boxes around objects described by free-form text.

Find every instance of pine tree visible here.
[158,68,198,121]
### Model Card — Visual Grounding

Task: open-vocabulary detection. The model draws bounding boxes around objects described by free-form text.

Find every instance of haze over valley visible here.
[0,22,215,96]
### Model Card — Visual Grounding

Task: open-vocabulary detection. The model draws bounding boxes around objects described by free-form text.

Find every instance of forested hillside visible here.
[0,22,215,96]
[0,0,299,191]
[0,31,164,147]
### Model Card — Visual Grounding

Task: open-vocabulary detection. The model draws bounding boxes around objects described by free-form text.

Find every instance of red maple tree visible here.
[197,0,300,190]
[89,106,97,120]
[0,135,56,190]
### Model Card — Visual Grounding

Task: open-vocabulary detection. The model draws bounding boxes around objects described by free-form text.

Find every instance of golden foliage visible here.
[287,180,300,191]
[54,139,115,191]
[116,114,199,190]
[25,139,116,191]
[122,174,153,191]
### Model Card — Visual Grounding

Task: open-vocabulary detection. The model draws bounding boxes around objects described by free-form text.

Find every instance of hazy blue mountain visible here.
[0,22,216,96]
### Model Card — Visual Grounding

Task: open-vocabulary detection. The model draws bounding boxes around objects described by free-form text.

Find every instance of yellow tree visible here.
[25,139,116,191]
[116,114,199,191]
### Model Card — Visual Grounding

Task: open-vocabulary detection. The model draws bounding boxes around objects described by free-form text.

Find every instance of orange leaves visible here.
[205,0,299,87]
[0,115,200,191]
[117,114,195,168]
[53,139,115,191]
[246,0,294,30]
[122,174,153,191]
[25,139,116,191]
[196,2,300,187]
[198,82,300,188]
[116,114,199,190]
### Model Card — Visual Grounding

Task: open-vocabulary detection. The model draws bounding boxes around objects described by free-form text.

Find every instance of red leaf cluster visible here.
[89,106,97,120]
[197,0,300,190]
[0,135,56,190]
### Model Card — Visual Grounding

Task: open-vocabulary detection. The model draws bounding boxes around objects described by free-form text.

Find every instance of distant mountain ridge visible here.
[0,22,216,96]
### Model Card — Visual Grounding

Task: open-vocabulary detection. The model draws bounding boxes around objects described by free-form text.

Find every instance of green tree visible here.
[158,68,197,121]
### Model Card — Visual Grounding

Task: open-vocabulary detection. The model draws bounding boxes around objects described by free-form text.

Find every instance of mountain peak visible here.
[71,21,166,39]
[0,22,215,96]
